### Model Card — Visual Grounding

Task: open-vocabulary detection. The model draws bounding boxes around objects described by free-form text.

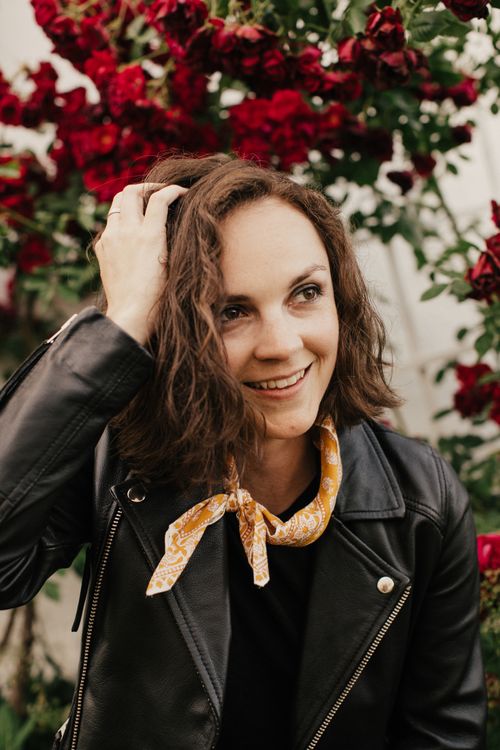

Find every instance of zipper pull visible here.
[71,545,92,632]
[45,313,79,344]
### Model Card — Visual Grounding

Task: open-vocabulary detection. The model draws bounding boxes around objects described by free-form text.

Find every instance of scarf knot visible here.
[146,416,342,595]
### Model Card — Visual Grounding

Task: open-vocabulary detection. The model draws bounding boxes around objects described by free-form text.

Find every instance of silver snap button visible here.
[127,485,146,503]
[377,576,395,594]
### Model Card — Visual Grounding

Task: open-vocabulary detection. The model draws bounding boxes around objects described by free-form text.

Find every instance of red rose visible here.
[83,162,125,202]
[477,533,500,573]
[322,71,362,101]
[145,0,208,44]
[491,200,500,229]
[17,236,52,274]
[443,0,489,22]
[107,65,148,118]
[229,98,270,134]
[447,77,478,106]
[411,152,436,177]
[56,86,87,116]
[338,37,363,66]
[170,64,207,113]
[83,50,117,89]
[261,49,287,83]
[78,16,110,53]
[31,0,59,27]
[465,234,500,304]
[451,124,473,144]
[0,93,22,125]
[366,6,405,51]
[453,363,496,419]
[387,170,414,194]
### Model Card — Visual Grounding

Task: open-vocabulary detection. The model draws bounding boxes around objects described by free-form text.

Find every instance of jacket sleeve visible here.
[387,456,488,749]
[0,306,154,609]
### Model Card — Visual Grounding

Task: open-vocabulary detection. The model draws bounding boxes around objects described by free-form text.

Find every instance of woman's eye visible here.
[297,284,322,302]
[220,306,244,323]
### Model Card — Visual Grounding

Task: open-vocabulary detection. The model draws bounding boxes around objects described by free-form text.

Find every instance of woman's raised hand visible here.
[95,183,188,345]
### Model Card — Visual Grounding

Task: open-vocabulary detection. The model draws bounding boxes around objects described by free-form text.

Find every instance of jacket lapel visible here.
[292,423,411,748]
[110,472,230,721]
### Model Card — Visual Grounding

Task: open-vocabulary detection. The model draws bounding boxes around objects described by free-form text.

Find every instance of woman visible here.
[0,153,487,749]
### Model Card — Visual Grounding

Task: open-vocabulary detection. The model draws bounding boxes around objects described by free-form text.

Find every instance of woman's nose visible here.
[252,315,302,361]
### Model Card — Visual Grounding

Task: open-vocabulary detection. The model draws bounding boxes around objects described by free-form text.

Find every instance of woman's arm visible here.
[0,307,154,608]
[386,458,488,749]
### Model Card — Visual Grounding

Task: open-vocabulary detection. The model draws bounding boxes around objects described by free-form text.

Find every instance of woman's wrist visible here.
[105,309,149,346]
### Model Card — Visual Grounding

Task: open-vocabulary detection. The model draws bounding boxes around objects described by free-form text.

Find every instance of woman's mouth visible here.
[243,364,312,396]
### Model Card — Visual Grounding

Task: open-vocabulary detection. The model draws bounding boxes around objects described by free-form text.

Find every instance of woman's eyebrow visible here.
[223,264,328,303]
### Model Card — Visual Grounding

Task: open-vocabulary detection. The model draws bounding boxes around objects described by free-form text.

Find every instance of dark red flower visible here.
[365,6,405,51]
[443,0,489,22]
[477,533,500,573]
[411,152,436,177]
[491,200,500,229]
[451,124,473,144]
[83,50,117,88]
[83,161,126,202]
[170,64,208,113]
[0,93,22,125]
[78,15,110,53]
[145,0,208,46]
[56,86,87,116]
[17,236,52,273]
[261,49,287,83]
[387,170,414,194]
[31,0,59,27]
[322,70,362,101]
[107,65,148,118]
[453,363,496,419]
[338,37,363,66]
[465,237,500,304]
[447,77,478,106]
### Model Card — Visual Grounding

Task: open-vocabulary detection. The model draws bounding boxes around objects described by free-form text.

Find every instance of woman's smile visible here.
[243,363,313,397]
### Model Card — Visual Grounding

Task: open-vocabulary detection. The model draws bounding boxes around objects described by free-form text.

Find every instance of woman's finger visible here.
[143,184,189,226]
[106,183,167,226]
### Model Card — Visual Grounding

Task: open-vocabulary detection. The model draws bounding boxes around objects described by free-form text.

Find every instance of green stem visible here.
[429,176,463,242]
[404,0,425,26]
[0,206,48,234]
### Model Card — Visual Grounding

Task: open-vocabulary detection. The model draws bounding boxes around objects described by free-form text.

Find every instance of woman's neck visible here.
[240,434,318,516]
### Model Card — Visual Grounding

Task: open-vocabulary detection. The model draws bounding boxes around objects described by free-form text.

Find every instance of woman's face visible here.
[219,197,339,441]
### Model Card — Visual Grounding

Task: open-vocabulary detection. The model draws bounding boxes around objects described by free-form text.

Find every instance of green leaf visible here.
[410,10,469,43]
[420,283,448,301]
[474,331,493,357]
[456,327,469,341]
[450,278,472,296]
[433,408,453,420]
[42,579,60,601]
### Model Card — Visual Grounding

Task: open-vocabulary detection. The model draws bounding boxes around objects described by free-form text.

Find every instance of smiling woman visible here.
[0,153,487,750]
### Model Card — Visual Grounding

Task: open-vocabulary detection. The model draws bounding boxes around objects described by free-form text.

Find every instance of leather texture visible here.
[0,306,488,749]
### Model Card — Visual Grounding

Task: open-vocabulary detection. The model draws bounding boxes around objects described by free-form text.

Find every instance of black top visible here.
[216,471,321,750]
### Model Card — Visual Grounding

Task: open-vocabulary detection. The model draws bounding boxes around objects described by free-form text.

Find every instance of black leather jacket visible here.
[0,307,487,749]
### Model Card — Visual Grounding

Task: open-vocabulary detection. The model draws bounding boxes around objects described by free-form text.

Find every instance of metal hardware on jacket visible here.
[0,307,488,750]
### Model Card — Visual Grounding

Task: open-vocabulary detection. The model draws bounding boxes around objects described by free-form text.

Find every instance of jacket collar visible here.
[108,420,409,744]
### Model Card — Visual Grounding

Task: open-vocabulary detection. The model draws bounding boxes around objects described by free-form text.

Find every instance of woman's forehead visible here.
[219,197,328,276]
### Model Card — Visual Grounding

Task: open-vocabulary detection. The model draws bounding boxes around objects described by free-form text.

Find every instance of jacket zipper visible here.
[305,584,412,750]
[68,507,123,750]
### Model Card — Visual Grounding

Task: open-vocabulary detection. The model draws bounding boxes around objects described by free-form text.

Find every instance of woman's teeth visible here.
[247,368,306,390]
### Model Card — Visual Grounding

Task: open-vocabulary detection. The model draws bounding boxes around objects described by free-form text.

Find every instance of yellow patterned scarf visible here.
[146,416,342,596]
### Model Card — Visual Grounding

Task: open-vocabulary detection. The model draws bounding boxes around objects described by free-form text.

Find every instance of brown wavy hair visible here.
[97,152,401,491]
